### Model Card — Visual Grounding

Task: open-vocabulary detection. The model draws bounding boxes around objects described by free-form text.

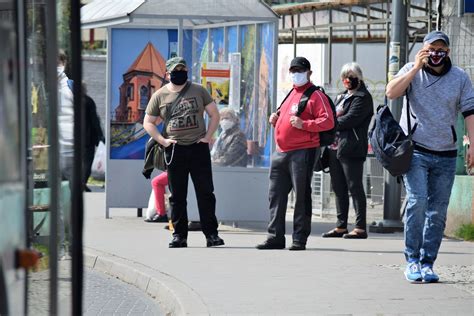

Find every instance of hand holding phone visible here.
[415,48,430,69]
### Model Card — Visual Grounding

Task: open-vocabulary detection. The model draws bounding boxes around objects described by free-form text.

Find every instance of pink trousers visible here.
[151,172,168,216]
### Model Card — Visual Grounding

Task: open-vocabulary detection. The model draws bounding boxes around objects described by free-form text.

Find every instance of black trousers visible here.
[166,142,218,239]
[83,145,95,186]
[267,147,318,244]
[328,149,367,230]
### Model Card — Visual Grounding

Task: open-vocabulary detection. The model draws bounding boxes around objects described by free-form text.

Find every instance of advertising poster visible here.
[109,28,192,159]
[239,23,274,167]
[201,62,230,107]
[239,24,256,137]
[210,28,225,62]
[228,52,241,114]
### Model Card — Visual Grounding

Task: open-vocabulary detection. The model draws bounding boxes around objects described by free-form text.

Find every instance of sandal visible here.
[321,229,348,238]
[343,230,368,239]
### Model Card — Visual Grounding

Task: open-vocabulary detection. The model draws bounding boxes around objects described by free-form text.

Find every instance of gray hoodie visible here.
[396,62,474,152]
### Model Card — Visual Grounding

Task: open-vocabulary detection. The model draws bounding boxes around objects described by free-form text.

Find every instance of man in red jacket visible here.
[256,57,335,251]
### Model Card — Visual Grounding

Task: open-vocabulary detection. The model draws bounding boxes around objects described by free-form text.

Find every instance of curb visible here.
[84,248,209,316]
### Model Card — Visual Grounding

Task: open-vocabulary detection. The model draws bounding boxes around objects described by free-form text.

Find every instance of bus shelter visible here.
[81,0,280,220]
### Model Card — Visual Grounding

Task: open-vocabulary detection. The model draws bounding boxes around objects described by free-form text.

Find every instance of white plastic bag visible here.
[146,190,157,220]
[91,141,106,180]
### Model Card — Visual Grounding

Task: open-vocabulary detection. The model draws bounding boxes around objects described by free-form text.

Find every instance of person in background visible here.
[143,57,224,248]
[386,31,474,282]
[82,82,104,192]
[145,171,169,223]
[211,107,248,167]
[256,57,335,251]
[57,50,74,259]
[321,62,373,240]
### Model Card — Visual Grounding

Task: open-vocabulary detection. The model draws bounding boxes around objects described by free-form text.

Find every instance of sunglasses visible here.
[428,50,447,58]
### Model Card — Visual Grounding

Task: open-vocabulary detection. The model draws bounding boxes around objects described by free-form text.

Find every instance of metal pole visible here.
[178,18,183,56]
[45,0,59,312]
[70,0,84,313]
[370,0,407,233]
[292,29,297,58]
[328,9,333,86]
[352,16,357,61]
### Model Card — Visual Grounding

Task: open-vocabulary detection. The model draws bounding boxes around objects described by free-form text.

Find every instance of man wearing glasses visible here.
[386,31,474,283]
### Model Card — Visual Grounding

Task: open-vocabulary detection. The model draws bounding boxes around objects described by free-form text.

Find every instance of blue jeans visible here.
[403,150,456,265]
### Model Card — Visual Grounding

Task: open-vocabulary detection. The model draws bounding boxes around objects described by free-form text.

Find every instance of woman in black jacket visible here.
[322,62,374,239]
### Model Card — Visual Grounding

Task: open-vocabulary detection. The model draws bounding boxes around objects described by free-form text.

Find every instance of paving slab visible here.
[84,192,474,315]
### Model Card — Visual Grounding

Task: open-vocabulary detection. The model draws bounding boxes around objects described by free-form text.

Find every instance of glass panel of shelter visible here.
[191,23,275,169]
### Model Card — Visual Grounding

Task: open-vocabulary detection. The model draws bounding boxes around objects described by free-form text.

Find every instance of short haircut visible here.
[340,62,363,81]
[219,107,239,123]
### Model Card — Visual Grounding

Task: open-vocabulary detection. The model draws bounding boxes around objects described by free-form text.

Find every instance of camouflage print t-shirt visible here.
[146,83,213,145]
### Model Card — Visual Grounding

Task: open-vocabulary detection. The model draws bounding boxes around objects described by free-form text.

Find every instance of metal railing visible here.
[289,156,406,222]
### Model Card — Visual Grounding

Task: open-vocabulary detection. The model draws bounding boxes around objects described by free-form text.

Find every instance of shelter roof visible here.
[273,0,435,43]
[81,0,279,29]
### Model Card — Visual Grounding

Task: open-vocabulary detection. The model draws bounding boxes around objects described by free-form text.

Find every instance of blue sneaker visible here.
[404,262,422,281]
[421,265,439,283]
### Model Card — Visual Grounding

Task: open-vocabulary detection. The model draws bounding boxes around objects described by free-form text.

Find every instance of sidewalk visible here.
[84,193,474,315]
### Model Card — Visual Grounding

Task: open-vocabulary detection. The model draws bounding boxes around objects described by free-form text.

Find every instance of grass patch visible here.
[31,243,50,272]
[454,223,474,241]
[87,177,105,186]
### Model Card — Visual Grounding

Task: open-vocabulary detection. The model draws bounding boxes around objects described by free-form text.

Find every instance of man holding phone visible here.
[386,31,474,283]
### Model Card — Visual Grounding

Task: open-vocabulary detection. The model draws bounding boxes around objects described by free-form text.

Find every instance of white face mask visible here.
[220,119,234,131]
[290,71,309,87]
[57,66,65,76]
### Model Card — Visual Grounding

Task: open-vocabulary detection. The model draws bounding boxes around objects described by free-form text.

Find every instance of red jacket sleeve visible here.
[301,90,335,132]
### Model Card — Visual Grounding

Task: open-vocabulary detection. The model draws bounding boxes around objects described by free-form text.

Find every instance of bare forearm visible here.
[466,115,474,143]
[386,67,419,99]
[205,116,219,139]
[144,122,165,145]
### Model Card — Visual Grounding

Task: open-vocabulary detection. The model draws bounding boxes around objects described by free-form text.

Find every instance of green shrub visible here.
[455,223,474,241]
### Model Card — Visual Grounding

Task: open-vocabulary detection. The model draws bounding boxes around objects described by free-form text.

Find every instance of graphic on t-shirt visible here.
[169,97,200,131]
[290,103,298,115]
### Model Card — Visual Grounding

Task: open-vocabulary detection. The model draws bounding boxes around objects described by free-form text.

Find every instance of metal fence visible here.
[289,156,406,222]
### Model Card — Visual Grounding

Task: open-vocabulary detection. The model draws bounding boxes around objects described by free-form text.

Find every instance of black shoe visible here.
[169,236,187,248]
[206,234,225,247]
[343,230,368,239]
[188,221,202,231]
[289,241,306,251]
[321,229,348,238]
[145,214,168,223]
[255,238,285,250]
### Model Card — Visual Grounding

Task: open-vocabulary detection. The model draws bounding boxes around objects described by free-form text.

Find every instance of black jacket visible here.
[85,95,104,148]
[334,82,374,160]
[142,138,158,179]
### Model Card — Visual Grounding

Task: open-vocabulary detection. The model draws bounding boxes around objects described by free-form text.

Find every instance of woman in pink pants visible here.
[145,172,169,222]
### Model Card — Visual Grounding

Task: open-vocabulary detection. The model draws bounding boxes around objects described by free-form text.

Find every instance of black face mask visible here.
[428,56,446,67]
[170,70,188,85]
[346,77,359,90]
[427,50,447,67]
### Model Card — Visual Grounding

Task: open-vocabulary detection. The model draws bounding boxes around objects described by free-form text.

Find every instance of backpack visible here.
[67,79,74,91]
[368,95,413,177]
[278,85,337,146]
